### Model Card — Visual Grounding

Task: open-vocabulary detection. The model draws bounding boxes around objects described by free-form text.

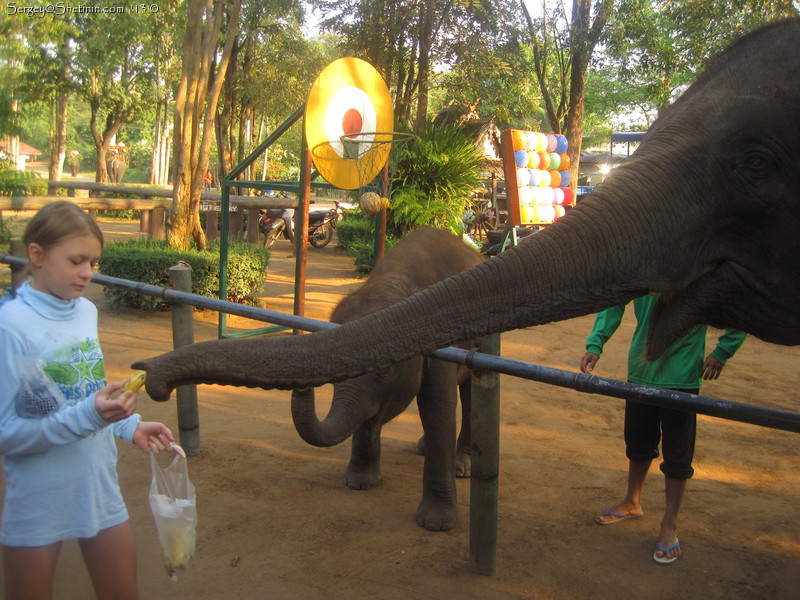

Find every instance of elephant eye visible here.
[734,147,773,179]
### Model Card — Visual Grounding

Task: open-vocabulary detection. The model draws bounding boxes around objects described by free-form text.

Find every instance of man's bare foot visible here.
[594,504,644,525]
[653,538,681,564]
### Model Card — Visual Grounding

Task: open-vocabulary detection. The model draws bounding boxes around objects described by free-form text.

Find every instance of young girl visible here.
[0,201,175,600]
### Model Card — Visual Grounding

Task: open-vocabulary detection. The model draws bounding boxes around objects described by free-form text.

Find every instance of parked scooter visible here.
[307,200,354,248]
[259,207,295,248]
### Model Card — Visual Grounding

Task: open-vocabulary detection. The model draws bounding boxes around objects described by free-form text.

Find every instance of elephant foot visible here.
[416,494,458,531]
[344,466,382,490]
[455,448,471,478]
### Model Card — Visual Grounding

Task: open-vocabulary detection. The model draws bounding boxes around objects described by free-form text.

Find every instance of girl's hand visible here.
[94,380,137,422]
[133,422,175,454]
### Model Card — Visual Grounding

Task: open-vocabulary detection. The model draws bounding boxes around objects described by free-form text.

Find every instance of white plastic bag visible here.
[149,444,197,579]
[14,356,66,418]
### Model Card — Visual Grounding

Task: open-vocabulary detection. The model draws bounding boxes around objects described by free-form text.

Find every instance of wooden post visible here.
[149,207,166,240]
[205,210,218,240]
[10,238,27,294]
[168,264,200,456]
[469,333,501,575]
[246,208,260,244]
[139,210,149,233]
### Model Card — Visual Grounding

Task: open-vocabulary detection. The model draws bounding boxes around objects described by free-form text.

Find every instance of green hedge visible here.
[336,212,397,276]
[99,238,269,311]
[0,170,47,196]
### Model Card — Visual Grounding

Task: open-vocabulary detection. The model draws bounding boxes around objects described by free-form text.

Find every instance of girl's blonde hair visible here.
[23,201,104,250]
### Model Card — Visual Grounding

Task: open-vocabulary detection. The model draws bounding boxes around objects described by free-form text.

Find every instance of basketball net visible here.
[341,131,413,215]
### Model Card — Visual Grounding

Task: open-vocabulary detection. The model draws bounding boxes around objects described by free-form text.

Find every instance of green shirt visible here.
[585,295,747,390]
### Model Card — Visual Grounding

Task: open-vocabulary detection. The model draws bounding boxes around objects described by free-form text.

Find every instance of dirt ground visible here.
[2,218,800,600]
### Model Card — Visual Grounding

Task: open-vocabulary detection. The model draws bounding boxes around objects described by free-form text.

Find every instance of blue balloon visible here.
[559,170,571,187]
[555,135,568,154]
[515,150,529,168]
[529,169,542,187]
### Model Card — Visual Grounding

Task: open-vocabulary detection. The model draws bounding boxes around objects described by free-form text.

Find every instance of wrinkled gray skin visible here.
[291,227,482,530]
[134,20,800,451]
[106,155,126,184]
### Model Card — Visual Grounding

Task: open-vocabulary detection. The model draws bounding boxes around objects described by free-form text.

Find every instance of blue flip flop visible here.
[595,509,643,526]
[653,540,680,565]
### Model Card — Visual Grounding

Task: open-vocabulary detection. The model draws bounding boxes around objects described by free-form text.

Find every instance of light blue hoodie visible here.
[0,281,141,546]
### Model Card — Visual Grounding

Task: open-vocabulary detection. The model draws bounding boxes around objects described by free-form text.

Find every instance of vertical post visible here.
[246,208,260,244]
[293,139,311,322]
[168,264,200,456]
[10,238,27,294]
[469,333,501,575]
[149,207,166,240]
[205,210,218,240]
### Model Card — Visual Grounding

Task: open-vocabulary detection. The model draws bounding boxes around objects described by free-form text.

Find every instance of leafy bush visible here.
[99,238,269,311]
[0,213,13,245]
[389,121,482,234]
[336,211,397,277]
[97,209,139,220]
[0,170,47,196]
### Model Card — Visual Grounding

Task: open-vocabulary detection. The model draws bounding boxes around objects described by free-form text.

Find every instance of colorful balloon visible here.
[559,170,570,187]
[549,152,561,170]
[525,131,537,151]
[539,169,551,187]
[536,132,548,152]
[515,150,528,168]
[512,130,526,151]
[529,169,542,187]
[555,135,568,154]
[553,204,566,220]
[549,170,561,188]
[516,168,530,186]
[561,186,574,205]
[553,187,564,205]
[521,203,535,223]
[538,152,551,170]
[559,153,571,170]
[546,134,557,152]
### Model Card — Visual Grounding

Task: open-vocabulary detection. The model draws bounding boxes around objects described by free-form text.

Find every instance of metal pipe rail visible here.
[3,253,798,434]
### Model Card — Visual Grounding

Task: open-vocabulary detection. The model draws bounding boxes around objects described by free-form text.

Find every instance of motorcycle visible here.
[259,200,354,249]
[259,207,295,248]
[307,200,354,248]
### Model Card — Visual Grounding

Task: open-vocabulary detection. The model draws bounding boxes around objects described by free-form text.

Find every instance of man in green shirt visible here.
[581,294,746,565]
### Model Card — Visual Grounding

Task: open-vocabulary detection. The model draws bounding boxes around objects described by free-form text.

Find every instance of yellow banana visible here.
[123,371,147,392]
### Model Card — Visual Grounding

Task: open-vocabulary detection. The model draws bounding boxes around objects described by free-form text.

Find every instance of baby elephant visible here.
[291,227,484,530]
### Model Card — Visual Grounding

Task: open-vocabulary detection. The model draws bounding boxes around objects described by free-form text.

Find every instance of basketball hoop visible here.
[341,131,414,215]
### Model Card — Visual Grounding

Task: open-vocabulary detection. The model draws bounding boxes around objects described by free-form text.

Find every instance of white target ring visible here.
[325,86,377,158]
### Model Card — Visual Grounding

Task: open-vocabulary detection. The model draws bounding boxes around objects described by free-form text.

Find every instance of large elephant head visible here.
[134,19,800,399]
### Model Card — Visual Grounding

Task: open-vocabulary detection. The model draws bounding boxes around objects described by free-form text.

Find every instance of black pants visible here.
[623,388,699,480]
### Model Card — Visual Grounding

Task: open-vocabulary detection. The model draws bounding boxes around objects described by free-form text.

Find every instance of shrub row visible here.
[99,238,269,311]
[0,170,48,196]
[335,211,397,276]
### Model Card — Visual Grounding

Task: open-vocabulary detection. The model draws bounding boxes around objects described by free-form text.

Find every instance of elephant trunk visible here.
[133,181,698,401]
[291,386,374,447]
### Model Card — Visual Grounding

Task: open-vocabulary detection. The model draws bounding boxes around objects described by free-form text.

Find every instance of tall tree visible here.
[72,9,156,184]
[521,0,615,188]
[314,0,521,130]
[169,0,242,250]
[601,0,800,117]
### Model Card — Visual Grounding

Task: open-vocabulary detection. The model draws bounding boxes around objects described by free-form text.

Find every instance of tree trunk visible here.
[169,0,242,251]
[48,92,68,192]
[414,0,435,135]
